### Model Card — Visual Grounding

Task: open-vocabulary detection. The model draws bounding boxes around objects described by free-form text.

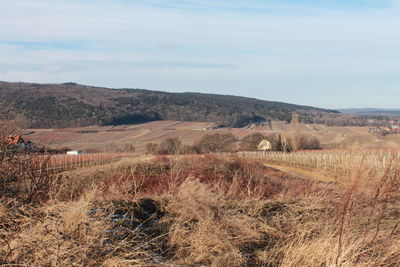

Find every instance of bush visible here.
[146,138,184,155]
[240,133,284,151]
[0,120,60,204]
[181,144,201,154]
[297,135,321,150]
[158,137,182,155]
[305,136,321,150]
[146,143,159,154]
[123,143,136,153]
[195,133,237,153]
[279,134,321,152]
[240,133,266,151]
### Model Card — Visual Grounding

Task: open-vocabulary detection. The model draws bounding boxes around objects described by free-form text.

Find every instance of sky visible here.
[0,0,400,109]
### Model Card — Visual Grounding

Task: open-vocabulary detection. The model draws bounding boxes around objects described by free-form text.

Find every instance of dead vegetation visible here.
[0,112,399,267]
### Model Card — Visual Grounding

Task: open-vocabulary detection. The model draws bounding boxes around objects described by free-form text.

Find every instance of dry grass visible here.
[1,150,399,266]
[5,199,105,266]
[241,149,400,183]
[165,180,262,266]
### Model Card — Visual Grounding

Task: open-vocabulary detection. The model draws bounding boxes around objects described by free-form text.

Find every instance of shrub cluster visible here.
[146,133,237,155]
[105,143,136,153]
[146,132,321,155]
[0,118,61,204]
[240,132,321,152]
[98,155,283,199]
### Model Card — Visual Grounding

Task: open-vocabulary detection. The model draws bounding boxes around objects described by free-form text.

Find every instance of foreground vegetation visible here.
[1,147,399,266]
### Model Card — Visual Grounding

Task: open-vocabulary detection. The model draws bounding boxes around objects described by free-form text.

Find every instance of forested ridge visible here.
[0,81,339,128]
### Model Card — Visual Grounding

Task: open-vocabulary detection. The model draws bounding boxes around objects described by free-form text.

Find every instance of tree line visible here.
[145,132,321,155]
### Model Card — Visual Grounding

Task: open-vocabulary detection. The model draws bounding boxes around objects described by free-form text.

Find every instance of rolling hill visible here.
[0,81,340,128]
[338,108,400,116]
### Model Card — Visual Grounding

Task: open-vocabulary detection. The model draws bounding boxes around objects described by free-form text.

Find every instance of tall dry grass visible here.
[1,150,399,266]
[240,149,400,183]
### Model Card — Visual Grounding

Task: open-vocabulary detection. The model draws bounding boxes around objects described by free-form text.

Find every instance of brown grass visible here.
[1,149,399,266]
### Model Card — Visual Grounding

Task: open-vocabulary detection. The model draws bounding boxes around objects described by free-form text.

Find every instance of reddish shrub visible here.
[97,155,314,199]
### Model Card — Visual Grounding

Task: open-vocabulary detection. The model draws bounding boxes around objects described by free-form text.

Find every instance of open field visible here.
[24,120,400,153]
[24,121,218,153]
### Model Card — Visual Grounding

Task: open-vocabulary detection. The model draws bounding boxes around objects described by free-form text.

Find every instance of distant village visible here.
[3,134,78,154]
[369,122,400,135]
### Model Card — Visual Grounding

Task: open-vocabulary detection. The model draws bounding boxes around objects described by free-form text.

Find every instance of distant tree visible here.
[157,137,182,155]
[105,142,118,153]
[290,112,300,152]
[306,136,321,150]
[268,134,284,151]
[181,144,200,155]
[240,133,266,151]
[195,133,236,153]
[240,133,284,151]
[280,134,321,152]
[297,135,321,150]
[280,134,293,152]
[123,143,136,153]
[145,143,159,154]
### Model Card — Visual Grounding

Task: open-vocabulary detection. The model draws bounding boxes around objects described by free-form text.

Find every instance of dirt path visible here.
[263,163,340,184]
[128,129,151,139]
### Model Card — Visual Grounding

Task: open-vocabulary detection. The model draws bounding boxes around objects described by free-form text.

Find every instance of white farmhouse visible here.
[257,140,272,151]
[67,150,85,155]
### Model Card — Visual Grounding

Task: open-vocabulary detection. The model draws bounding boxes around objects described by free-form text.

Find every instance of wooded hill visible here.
[338,109,400,116]
[0,81,340,128]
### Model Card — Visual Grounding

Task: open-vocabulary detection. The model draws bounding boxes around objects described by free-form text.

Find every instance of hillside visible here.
[338,108,400,116]
[25,121,400,153]
[0,81,339,128]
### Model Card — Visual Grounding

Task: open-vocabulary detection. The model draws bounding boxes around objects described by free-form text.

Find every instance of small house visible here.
[257,140,272,151]
[5,134,31,148]
[67,150,85,155]
[6,134,24,145]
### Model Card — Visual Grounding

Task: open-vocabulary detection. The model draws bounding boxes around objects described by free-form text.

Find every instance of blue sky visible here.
[0,0,400,109]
